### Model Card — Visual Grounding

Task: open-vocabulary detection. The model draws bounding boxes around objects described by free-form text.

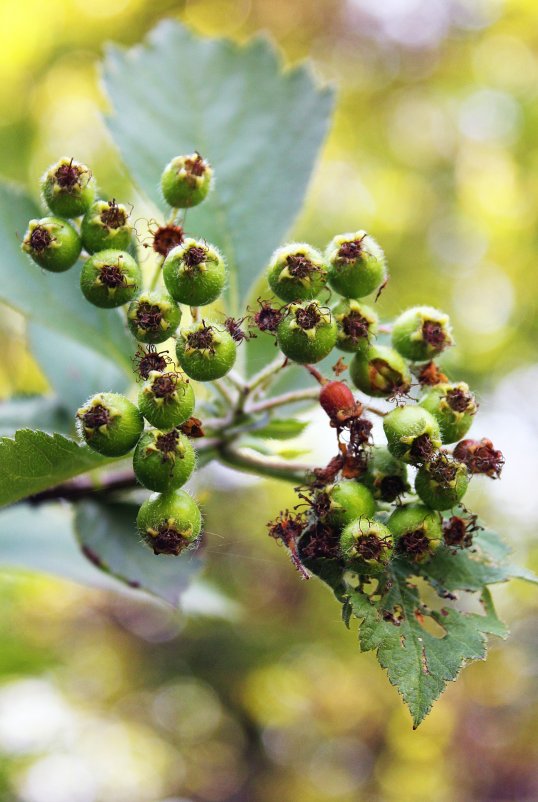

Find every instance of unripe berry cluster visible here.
[21,153,225,556]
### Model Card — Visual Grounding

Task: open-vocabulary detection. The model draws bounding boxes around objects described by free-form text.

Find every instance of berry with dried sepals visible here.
[133,428,196,492]
[392,306,454,362]
[333,299,379,353]
[316,480,376,530]
[160,153,212,208]
[388,503,442,563]
[81,199,132,254]
[151,224,184,257]
[127,291,181,344]
[267,243,327,303]
[340,519,394,570]
[80,249,141,308]
[414,454,469,510]
[276,301,337,364]
[250,298,285,334]
[362,446,410,502]
[443,515,476,549]
[349,343,411,398]
[22,217,81,272]
[416,361,448,387]
[453,438,504,478]
[319,381,356,420]
[383,405,441,464]
[132,344,174,381]
[138,370,195,429]
[163,238,226,306]
[76,392,143,457]
[176,321,237,381]
[41,157,96,218]
[136,490,202,555]
[420,381,477,444]
[326,231,387,299]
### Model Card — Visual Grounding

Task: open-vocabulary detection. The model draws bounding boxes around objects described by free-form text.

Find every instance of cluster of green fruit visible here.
[21,154,235,556]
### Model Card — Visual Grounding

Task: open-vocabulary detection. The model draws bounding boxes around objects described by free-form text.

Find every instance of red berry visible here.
[319,381,355,419]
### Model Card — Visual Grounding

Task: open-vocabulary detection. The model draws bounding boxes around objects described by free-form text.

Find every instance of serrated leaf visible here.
[74,501,202,607]
[0,430,112,508]
[249,418,309,440]
[347,566,507,727]
[102,20,334,312]
[0,182,133,374]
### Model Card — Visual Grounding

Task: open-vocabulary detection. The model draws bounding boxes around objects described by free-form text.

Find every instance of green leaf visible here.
[102,20,334,312]
[28,323,128,413]
[0,503,121,590]
[0,396,71,436]
[347,566,508,728]
[0,182,133,374]
[74,501,202,607]
[249,418,309,440]
[0,430,112,508]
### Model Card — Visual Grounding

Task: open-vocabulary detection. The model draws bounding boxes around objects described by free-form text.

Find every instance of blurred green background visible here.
[1,0,538,800]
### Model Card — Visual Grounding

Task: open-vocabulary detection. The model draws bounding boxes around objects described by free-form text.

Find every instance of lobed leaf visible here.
[102,20,334,313]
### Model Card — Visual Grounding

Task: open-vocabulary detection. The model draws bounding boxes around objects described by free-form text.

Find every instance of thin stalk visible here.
[219,445,310,484]
[246,387,320,415]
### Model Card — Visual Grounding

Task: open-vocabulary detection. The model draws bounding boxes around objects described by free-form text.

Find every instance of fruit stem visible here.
[219,444,310,484]
[304,364,327,385]
[246,387,320,414]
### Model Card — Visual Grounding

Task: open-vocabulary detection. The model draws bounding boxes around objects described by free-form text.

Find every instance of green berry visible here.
[176,321,237,381]
[81,199,132,254]
[362,446,409,502]
[326,231,386,299]
[76,392,143,457]
[383,405,441,464]
[419,382,477,444]
[163,238,226,306]
[22,217,81,272]
[136,490,202,556]
[350,344,411,398]
[160,153,212,208]
[392,306,454,362]
[127,291,181,344]
[276,301,337,364]
[333,299,379,353]
[138,370,195,429]
[388,504,442,563]
[133,428,196,492]
[340,519,394,570]
[316,480,376,529]
[80,249,141,308]
[415,456,469,510]
[41,157,96,218]
[267,243,327,302]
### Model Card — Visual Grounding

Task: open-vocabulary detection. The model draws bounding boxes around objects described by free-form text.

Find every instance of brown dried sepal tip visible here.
[184,245,207,269]
[443,515,476,549]
[187,322,216,352]
[453,438,504,478]
[379,475,408,503]
[409,433,436,464]
[422,320,449,350]
[30,226,53,252]
[427,454,458,486]
[310,454,345,488]
[332,356,348,376]
[180,417,205,438]
[151,524,190,556]
[295,303,321,330]
[224,316,256,344]
[355,532,389,562]
[152,373,180,399]
[300,520,341,561]
[81,404,110,430]
[152,224,184,257]
[135,302,163,331]
[132,344,174,380]
[342,311,371,343]
[398,529,430,561]
[100,264,128,288]
[185,153,206,177]
[55,158,86,190]
[100,200,127,229]
[446,387,476,414]
[286,253,320,278]
[267,510,310,579]
[417,361,448,387]
[155,429,180,459]
[251,298,284,334]
[340,447,369,480]
[337,236,365,262]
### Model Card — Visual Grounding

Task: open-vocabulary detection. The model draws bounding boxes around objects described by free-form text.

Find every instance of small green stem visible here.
[246,387,320,415]
[148,259,163,291]
[219,444,310,484]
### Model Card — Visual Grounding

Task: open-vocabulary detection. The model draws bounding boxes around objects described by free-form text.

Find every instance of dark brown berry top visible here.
[153,225,184,257]
[29,226,52,252]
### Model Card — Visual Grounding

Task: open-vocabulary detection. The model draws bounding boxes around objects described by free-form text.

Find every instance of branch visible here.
[219,445,311,484]
[246,387,320,414]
